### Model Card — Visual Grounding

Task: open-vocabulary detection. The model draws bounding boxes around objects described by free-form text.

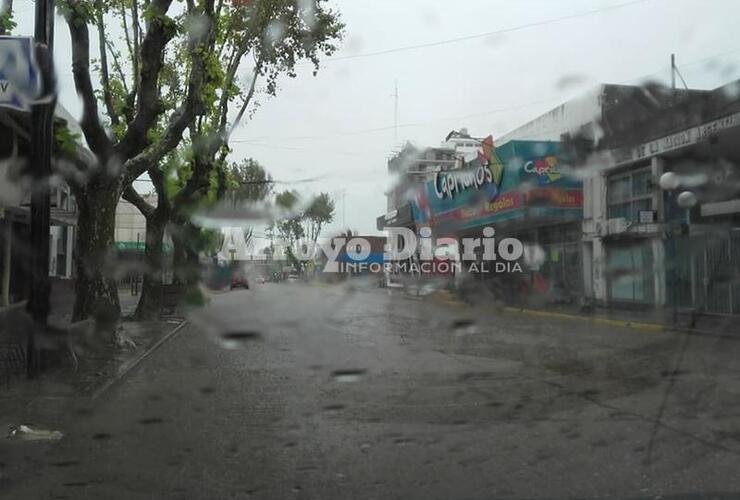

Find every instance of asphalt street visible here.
[2,281,740,499]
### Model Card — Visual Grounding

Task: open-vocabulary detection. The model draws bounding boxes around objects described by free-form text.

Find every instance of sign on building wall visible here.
[0,36,41,111]
[611,111,740,165]
[411,140,583,231]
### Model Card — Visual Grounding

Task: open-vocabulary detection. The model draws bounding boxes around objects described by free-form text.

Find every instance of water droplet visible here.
[137,417,164,425]
[331,369,366,383]
[219,330,263,349]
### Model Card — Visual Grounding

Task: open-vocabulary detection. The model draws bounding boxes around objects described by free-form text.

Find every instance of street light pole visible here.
[27,0,56,378]
[659,172,696,326]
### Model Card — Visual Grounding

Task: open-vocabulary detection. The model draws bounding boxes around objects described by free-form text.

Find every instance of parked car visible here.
[287,274,301,283]
[230,274,250,289]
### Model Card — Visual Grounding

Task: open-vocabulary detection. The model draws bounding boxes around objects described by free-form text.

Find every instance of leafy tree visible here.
[271,190,333,273]
[219,158,271,265]
[0,0,15,35]
[226,157,273,202]
[272,190,304,271]
[58,0,343,323]
[303,191,334,244]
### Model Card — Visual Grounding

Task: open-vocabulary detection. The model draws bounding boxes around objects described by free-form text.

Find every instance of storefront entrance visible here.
[607,240,655,306]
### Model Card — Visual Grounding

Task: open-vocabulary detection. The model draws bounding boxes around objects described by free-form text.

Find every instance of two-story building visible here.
[0,104,80,306]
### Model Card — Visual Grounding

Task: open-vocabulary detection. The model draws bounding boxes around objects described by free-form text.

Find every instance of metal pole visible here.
[668,191,678,324]
[393,79,398,147]
[27,0,55,378]
[1,218,10,307]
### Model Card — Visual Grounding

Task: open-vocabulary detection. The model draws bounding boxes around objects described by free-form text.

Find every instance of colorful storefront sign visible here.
[411,140,582,232]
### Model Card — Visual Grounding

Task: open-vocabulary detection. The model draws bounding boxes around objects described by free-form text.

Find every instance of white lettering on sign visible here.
[0,36,42,111]
[433,164,493,199]
[612,111,740,165]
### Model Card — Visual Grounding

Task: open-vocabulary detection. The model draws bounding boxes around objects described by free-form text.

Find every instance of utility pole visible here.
[27,0,56,378]
[392,79,399,148]
[671,53,676,94]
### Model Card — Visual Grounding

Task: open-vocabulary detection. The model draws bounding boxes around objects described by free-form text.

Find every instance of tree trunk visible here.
[172,233,188,286]
[133,208,167,320]
[72,184,121,334]
[172,222,201,286]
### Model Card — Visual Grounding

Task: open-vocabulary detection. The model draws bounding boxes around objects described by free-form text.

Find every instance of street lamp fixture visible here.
[658,171,697,324]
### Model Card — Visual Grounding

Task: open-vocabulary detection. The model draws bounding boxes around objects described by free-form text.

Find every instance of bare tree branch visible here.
[123,100,192,184]
[148,163,170,213]
[131,0,141,91]
[95,6,119,127]
[105,40,129,93]
[116,0,176,160]
[122,184,155,218]
[213,42,248,130]
[65,8,114,158]
[124,0,216,184]
[227,62,261,139]
[118,0,135,84]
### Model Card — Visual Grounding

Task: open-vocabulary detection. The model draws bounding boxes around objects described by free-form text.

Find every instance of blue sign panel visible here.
[410,140,583,231]
[0,36,41,111]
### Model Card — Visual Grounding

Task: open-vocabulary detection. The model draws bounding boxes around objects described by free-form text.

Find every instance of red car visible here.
[230,274,250,290]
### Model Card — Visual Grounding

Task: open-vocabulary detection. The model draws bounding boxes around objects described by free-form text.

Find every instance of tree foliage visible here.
[225,157,272,202]
[56,0,343,321]
[270,190,334,272]
[0,0,15,35]
[304,191,334,243]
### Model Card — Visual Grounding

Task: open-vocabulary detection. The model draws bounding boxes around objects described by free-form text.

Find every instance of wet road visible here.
[3,282,740,499]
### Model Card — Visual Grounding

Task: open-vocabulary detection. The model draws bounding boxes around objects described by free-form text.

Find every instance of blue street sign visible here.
[0,36,42,111]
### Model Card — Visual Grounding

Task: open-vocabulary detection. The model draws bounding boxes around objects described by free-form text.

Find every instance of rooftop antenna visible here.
[392,79,399,147]
[671,53,689,95]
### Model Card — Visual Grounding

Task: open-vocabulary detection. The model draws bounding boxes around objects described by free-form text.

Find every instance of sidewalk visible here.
[376,279,739,338]
[45,282,139,324]
[0,288,186,435]
[436,289,739,337]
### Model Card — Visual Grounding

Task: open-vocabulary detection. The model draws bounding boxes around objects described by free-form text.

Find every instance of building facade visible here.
[0,105,80,306]
[500,80,740,315]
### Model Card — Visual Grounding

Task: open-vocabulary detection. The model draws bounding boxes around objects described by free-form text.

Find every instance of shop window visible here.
[607,166,654,222]
[607,242,654,304]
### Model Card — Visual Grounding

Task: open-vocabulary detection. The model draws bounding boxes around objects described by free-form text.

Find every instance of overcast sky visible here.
[12,0,740,239]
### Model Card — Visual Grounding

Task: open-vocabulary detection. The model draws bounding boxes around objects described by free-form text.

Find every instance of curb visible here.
[424,292,726,336]
[91,320,188,400]
[501,306,664,333]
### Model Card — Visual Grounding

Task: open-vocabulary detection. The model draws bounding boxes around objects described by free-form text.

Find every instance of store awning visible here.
[113,241,173,253]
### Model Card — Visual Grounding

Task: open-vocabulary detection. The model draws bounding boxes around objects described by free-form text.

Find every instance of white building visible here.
[441,128,485,162]
[499,81,740,315]
[217,227,258,263]
[114,197,148,247]
[1,104,81,305]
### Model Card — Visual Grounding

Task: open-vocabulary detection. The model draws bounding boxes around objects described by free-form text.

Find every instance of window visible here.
[607,166,654,222]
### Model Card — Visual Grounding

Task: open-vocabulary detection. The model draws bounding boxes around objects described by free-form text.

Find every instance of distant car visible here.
[287,274,300,283]
[230,274,250,289]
